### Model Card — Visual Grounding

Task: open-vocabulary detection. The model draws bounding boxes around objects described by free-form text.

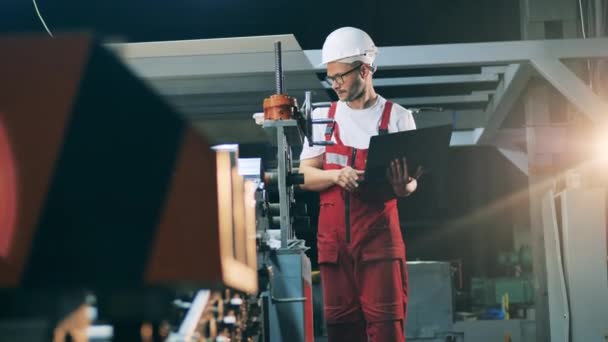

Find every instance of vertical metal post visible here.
[304,91,313,145]
[303,91,311,112]
[274,41,284,95]
[519,0,578,39]
[277,126,291,248]
[519,2,582,340]
[595,0,604,36]
[524,82,554,342]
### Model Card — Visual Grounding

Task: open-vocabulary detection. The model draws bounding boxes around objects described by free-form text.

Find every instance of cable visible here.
[578,0,595,90]
[32,0,54,38]
[604,0,608,35]
[549,190,572,342]
[579,0,588,38]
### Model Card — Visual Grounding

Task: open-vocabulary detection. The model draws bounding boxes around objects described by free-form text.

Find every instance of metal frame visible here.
[478,64,534,144]
[110,33,608,342]
[167,290,211,341]
[305,37,608,148]
[111,35,328,145]
[391,93,491,106]
[303,38,608,70]
[113,36,608,149]
[542,187,608,341]
[321,73,500,89]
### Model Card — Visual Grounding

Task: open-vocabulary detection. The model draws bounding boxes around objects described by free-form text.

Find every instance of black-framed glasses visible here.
[325,64,363,85]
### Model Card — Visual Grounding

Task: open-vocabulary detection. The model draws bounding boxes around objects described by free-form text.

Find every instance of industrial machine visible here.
[166,40,324,341]
[541,169,608,342]
[0,33,261,341]
[8,27,608,342]
[252,40,344,342]
[0,32,332,341]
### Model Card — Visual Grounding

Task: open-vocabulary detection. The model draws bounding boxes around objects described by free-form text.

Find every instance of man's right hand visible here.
[333,167,364,192]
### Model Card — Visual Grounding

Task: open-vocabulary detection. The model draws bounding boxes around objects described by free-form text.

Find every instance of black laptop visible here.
[363,124,453,183]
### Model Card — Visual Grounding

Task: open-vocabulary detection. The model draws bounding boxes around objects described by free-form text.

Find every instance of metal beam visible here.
[482,128,528,151]
[530,58,608,123]
[192,120,269,144]
[109,34,304,57]
[478,64,534,144]
[320,74,500,89]
[523,81,556,342]
[113,35,608,149]
[121,36,608,76]
[148,74,327,96]
[487,126,568,154]
[391,93,490,106]
[377,74,499,86]
[113,34,316,78]
[472,90,496,96]
[374,74,499,87]
[172,93,277,107]
[122,52,315,78]
[498,148,529,175]
[304,38,608,71]
[178,103,261,116]
[112,34,331,109]
[450,129,485,146]
[414,110,486,130]
[481,66,509,74]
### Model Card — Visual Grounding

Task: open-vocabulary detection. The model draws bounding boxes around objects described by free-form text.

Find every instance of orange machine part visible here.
[0,34,90,286]
[263,94,298,120]
[145,126,223,286]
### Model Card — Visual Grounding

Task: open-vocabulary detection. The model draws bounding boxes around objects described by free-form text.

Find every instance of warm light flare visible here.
[593,132,608,164]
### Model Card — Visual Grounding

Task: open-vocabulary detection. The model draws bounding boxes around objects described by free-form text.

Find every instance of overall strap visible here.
[378,101,393,135]
[324,102,338,141]
[324,102,344,145]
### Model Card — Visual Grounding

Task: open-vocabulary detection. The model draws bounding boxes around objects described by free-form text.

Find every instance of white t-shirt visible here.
[300,95,416,160]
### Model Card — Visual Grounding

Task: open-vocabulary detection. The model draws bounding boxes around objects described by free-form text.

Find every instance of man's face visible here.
[326,61,366,102]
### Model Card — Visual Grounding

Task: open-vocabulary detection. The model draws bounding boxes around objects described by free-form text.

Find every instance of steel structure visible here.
[113,35,608,342]
[114,36,608,153]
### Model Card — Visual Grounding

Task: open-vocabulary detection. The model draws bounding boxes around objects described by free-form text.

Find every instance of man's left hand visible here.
[386,157,423,197]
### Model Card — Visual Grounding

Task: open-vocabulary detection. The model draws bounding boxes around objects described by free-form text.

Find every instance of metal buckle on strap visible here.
[325,123,335,140]
[325,152,348,167]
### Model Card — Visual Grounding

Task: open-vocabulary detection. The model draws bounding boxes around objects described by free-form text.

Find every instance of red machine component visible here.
[262,40,300,122]
[0,117,17,260]
[263,94,298,121]
[0,34,257,293]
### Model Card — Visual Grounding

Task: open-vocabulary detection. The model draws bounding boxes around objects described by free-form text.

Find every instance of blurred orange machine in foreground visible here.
[0,33,257,341]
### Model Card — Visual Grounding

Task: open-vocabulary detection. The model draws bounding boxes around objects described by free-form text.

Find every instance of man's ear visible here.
[361,64,375,78]
[360,64,370,78]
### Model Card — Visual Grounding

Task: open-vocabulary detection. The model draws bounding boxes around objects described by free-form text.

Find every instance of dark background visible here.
[2,0,520,48]
[2,0,529,284]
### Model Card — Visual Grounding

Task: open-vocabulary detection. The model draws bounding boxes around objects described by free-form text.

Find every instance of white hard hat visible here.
[321,27,379,66]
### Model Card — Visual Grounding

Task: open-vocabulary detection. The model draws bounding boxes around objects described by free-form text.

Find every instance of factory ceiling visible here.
[2,0,525,145]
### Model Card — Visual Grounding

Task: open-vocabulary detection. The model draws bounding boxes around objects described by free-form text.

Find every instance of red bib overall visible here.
[318,101,409,341]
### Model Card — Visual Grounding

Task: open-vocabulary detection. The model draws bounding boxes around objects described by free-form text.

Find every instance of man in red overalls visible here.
[299,27,419,342]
